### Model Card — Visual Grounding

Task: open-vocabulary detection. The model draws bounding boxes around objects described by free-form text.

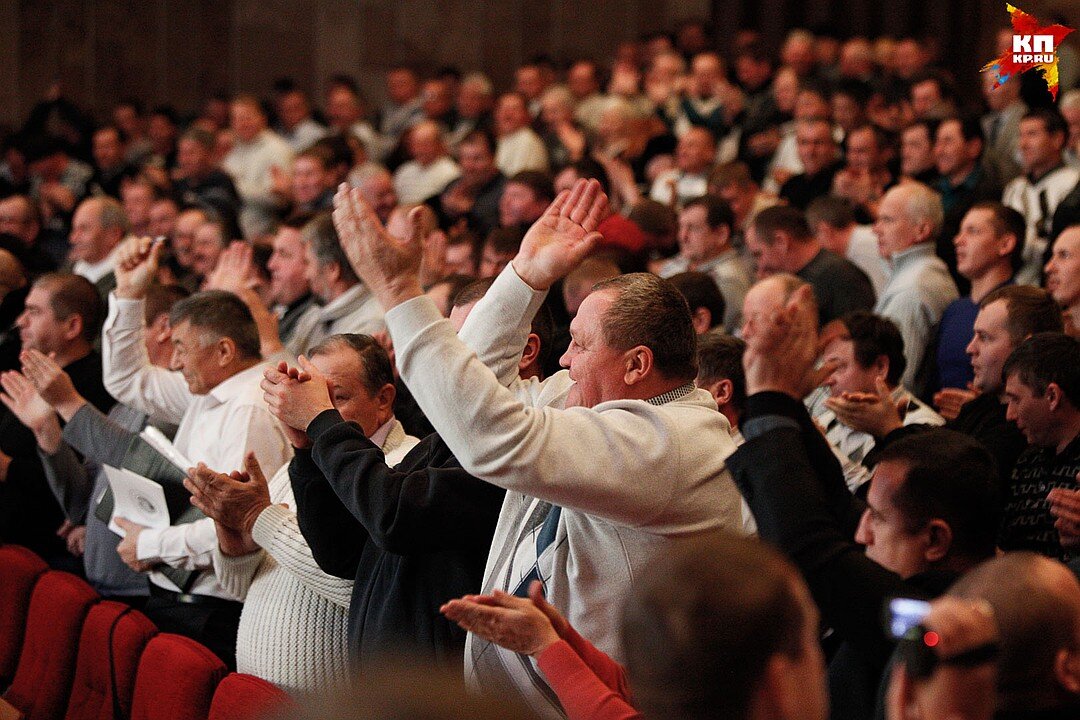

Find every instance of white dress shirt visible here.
[102,294,294,598]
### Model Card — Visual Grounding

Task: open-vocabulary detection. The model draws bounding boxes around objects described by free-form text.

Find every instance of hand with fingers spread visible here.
[204,241,258,296]
[19,349,85,419]
[184,452,273,536]
[115,235,166,300]
[825,376,906,438]
[0,370,61,453]
[332,185,425,309]
[114,517,159,572]
[440,580,564,657]
[1048,481,1080,550]
[742,284,820,399]
[511,178,608,291]
[260,357,334,433]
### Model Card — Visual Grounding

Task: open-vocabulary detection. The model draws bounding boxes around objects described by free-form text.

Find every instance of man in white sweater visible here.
[186,333,418,692]
[268,180,744,719]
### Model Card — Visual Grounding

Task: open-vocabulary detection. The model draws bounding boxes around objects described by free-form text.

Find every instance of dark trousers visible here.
[142,595,243,670]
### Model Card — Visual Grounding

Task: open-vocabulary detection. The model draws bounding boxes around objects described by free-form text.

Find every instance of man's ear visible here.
[215,336,237,367]
[519,332,541,372]
[923,519,953,564]
[61,313,84,343]
[1046,382,1063,412]
[873,354,891,383]
[702,378,734,407]
[375,382,396,414]
[624,345,654,386]
[691,307,713,334]
[1054,647,1080,694]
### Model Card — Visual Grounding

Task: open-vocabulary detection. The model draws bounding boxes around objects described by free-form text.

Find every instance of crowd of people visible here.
[1,17,1080,720]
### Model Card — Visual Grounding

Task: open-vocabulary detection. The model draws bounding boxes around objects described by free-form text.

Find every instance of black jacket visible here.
[291,408,504,670]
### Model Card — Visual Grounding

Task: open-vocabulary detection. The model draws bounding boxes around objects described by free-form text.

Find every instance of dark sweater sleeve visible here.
[289,446,368,580]
[731,392,918,659]
[307,409,504,555]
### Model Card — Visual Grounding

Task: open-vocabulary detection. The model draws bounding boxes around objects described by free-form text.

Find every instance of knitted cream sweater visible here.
[214,419,418,692]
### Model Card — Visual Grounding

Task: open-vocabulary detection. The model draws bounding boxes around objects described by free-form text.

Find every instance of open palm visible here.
[514,179,608,291]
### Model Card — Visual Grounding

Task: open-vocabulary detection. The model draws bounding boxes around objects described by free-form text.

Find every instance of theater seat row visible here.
[0,545,291,720]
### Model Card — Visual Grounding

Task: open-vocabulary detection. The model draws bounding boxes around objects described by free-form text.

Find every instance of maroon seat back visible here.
[3,571,99,720]
[207,674,291,720]
[0,545,48,685]
[63,601,158,720]
[129,634,227,720]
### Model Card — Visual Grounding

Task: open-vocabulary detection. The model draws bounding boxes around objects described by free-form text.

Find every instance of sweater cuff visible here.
[307,408,346,441]
[252,503,292,549]
[106,293,146,327]
[384,294,445,349]
[744,391,807,421]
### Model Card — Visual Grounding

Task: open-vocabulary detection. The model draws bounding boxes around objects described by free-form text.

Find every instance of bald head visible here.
[0,248,27,298]
[950,552,1080,712]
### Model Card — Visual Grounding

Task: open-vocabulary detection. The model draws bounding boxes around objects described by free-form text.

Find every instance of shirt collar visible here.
[646,383,696,406]
[206,362,265,406]
[368,416,400,451]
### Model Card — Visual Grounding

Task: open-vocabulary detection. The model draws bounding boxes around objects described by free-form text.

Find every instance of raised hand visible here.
[204,241,258,296]
[115,236,166,300]
[511,178,608,291]
[260,358,334,432]
[184,452,273,535]
[0,370,61,452]
[20,349,84,420]
[825,376,906,438]
[440,581,562,657]
[332,184,424,309]
[743,284,820,399]
[933,386,978,422]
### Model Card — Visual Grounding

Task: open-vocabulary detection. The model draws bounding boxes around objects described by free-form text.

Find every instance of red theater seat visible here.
[63,602,158,720]
[130,634,227,720]
[3,571,99,720]
[207,674,291,720]
[0,546,48,686]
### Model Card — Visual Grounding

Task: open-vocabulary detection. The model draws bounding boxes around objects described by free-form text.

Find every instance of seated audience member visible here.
[393,121,461,205]
[883,596,1001,720]
[809,310,944,489]
[427,128,505,237]
[25,134,93,234]
[861,286,1062,496]
[349,164,399,225]
[274,86,328,153]
[185,334,418,691]
[998,333,1080,561]
[442,533,829,720]
[707,161,780,246]
[189,215,231,284]
[950,552,1080,717]
[121,178,156,238]
[262,281,545,667]
[562,258,621,319]
[499,171,555,229]
[148,196,179,239]
[1045,226,1080,337]
[222,94,294,237]
[872,183,958,395]
[668,271,727,335]
[806,195,890,296]
[3,284,187,602]
[0,194,59,275]
[696,333,748,437]
[649,126,716,208]
[932,116,1002,289]
[537,85,587,170]
[935,203,1023,396]
[779,118,842,210]
[1002,108,1079,284]
[554,160,647,257]
[908,69,958,120]
[287,213,385,355]
[443,231,479,277]
[0,273,114,562]
[88,125,134,200]
[727,282,999,720]
[172,127,242,234]
[426,274,477,318]
[167,206,211,286]
[630,200,679,265]
[898,119,939,185]
[101,237,293,666]
[659,195,752,333]
[494,92,549,176]
[285,145,337,214]
[478,226,524,279]
[747,205,875,326]
[831,123,895,219]
[290,179,744,718]
[67,196,127,299]
[265,218,318,349]
[979,71,1025,184]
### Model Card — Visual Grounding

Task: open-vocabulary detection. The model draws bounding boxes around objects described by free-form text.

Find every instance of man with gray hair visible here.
[67,196,128,299]
[100,236,292,666]
[266,179,745,719]
[873,182,959,394]
[286,213,385,356]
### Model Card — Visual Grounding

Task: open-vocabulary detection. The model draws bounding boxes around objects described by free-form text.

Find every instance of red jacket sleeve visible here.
[536,638,640,720]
